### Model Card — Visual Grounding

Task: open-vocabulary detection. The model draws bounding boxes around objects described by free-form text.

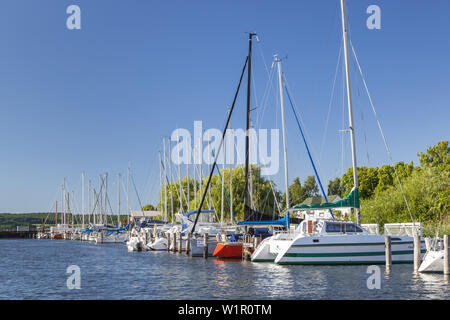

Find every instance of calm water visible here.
[0,239,448,300]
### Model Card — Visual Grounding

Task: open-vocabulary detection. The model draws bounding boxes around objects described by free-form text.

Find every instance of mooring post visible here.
[414,234,421,272]
[444,235,449,275]
[172,232,177,253]
[153,224,157,238]
[253,235,259,250]
[385,235,392,271]
[178,232,182,253]
[203,233,208,259]
[186,232,191,255]
[167,233,171,252]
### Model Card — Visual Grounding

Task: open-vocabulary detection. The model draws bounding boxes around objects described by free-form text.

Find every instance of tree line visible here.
[151,140,449,233]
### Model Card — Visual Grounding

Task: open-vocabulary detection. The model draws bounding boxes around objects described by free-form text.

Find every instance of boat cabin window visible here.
[326,222,343,233]
[325,222,363,233]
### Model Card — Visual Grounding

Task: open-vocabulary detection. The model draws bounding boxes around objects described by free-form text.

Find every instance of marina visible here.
[0,0,449,304]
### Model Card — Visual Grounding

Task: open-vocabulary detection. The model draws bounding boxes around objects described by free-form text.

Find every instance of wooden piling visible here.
[413,234,421,272]
[172,232,177,253]
[167,233,171,252]
[385,236,392,271]
[186,233,191,255]
[178,232,183,253]
[203,233,208,259]
[444,235,449,275]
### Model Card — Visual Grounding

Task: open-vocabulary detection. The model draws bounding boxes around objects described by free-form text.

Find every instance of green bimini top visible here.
[293,188,360,210]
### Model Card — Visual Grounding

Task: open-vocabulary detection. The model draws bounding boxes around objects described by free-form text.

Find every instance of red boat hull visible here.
[213,242,243,258]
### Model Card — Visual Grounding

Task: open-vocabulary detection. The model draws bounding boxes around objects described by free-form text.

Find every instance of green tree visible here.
[141,204,156,211]
[417,140,449,170]
[327,177,343,197]
[342,167,379,199]
[157,165,280,222]
[303,175,319,198]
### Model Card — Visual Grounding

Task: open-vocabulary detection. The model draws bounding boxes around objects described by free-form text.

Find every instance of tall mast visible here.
[82,172,85,228]
[340,0,360,224]
[105,172,108,225]
[158,152,163,219]
[63,178,66,225]
[99,175,103,225]
[208,132,212,210]
[88,179,91,225]
[244,33,256,211]
[186,152,190,211]
[276,56,290,210]
[168,138,174,223]
[229,114,233,223]
[127,167,130,227]
[71,191,74,227]
[55,200,58,226]
[117,173,121,227]
[221,134,225,226]
[163,139,168,222]
[177,135,184,212]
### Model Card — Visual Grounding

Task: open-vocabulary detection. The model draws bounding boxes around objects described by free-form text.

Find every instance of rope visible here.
[350,40,416,229]
[283,79,335,220]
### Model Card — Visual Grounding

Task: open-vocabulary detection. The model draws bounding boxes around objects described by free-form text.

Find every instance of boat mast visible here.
[127,167,130,227]
[82,172,85,229]
[275,55,290,210]
[340,0,360,224]
[229,112,233,223]
[244,33,256,212]
[88,179,91,225]
[168,138,174,223]
[158,152,163,220]
[163,139,168,222]
[117,173,121,227]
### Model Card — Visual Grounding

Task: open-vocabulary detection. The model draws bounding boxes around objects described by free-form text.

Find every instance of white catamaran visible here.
[251,0,425,265]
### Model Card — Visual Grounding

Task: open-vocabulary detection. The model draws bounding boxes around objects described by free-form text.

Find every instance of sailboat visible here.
[251,0,426,264]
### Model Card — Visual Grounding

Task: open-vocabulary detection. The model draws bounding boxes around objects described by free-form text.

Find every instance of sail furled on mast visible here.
[293,187,360,210]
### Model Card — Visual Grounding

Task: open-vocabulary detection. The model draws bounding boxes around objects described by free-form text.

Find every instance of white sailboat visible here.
[251,0,425,265]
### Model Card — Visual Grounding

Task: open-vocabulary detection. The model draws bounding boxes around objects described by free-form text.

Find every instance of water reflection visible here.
[0,240,449,300]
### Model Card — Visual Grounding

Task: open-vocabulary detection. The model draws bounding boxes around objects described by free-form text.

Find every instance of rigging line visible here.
[284,81,335,220]
[319,43,343,167]
[191,56,248,232]
[256,64,276,130]
[130,173,144,214]
[269,181,282,215]
[283,74,323,177]
[351,46,371,166]
[257,38,270,76]
[349,40,416,228]
[213,165,236,224]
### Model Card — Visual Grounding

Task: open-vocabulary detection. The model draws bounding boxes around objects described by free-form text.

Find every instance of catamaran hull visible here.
[275,235,426,265]
[252,235,426,265]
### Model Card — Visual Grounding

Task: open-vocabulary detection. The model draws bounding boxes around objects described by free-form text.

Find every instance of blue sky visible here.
[0,0,448,213]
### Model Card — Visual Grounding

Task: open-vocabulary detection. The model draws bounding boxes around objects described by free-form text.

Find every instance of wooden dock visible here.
[0,230,37,239]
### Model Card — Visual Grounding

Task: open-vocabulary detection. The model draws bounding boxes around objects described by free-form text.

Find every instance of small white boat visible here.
[147,236,168,251]
[419,250,445,273]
